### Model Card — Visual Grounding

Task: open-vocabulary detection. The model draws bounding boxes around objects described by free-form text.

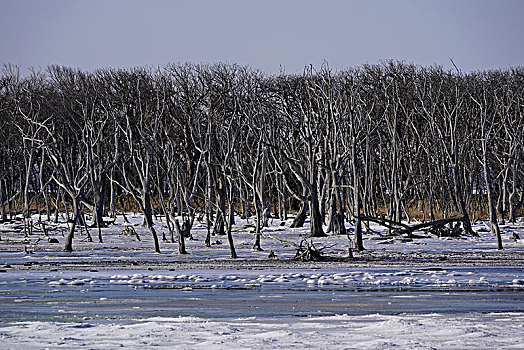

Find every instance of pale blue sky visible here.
[1,0,523,74]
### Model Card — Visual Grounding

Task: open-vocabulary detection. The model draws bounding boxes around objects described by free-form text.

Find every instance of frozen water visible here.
[1,214,524,348]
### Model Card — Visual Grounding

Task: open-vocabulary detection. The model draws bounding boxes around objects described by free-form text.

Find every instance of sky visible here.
[1,0,523,75]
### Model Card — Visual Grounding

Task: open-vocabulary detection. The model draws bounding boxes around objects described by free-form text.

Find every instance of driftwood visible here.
[267,250,277,259]
[121,226,141,241]
[362,220,385,236]
[360,215,468,237]
[263,233,336,261]
[292,239,336,261]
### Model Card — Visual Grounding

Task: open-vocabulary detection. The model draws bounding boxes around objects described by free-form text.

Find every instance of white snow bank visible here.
[1,313,523,349]
[38,267,524,291]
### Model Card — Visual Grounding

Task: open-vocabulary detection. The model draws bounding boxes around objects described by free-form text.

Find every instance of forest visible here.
[1,61,523,254]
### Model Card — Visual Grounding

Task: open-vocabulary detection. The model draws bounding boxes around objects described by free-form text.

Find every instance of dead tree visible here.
[273,71,326,237]
[114,68,164,254]
[30,66,94,251]
[471,73,503,250]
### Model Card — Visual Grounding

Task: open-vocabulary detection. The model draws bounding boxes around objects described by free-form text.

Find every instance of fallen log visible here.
[360,215,467,237]
[263,233,336,262]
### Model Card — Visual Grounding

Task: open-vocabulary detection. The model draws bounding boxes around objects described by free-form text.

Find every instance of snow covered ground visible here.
[1,214,524,349]
[2,313,524,349]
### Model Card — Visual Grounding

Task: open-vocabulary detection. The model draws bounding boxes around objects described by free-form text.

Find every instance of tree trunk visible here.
[482,143,503,250]
[508,149,520,223]
[309,183,325,237]
[0,179,6,221]
[92,186,105,243]
[352,143,364,251]
[226,184,238,258]
[330,169,346,236]
[291,200,308,228]
[142,191,161,253]
[91,180,107,230]
[451,162,475,236]
[212,173,226,236]
[53,186,60,223]
[22,144,35,218]
[64,196,80,252]
[278,175,287,221]
[109,170,116,220]
[173,218,188,254]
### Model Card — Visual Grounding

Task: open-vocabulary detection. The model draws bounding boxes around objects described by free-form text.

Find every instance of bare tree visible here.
[112,68,165,253]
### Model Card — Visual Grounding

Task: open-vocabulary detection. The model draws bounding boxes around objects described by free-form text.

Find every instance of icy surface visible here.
[1,214,524,348]
[1,313,524,349]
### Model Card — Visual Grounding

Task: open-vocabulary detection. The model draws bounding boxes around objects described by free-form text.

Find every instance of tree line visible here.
[1,61,523,254]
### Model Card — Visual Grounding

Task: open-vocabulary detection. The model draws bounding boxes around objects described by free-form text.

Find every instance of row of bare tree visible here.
[1,61,523,253]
